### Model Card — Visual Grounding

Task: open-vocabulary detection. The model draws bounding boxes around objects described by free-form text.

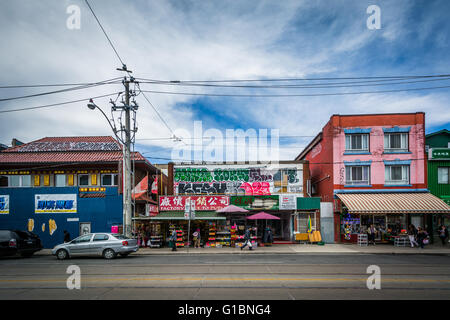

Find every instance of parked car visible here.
[0,230,43,258]
[52,233,138,260]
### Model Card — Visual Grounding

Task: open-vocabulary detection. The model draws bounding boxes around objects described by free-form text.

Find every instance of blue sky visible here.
[0,0,449,163]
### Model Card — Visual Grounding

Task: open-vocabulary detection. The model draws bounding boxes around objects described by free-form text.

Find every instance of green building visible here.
[426,129,450,240]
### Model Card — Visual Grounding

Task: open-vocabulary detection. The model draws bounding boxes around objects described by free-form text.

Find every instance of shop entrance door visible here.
[411,215,423,229]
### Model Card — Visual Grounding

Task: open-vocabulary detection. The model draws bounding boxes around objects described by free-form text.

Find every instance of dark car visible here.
[0,230,43,258]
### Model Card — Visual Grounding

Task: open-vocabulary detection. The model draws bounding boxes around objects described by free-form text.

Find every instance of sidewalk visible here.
[36,243,450,256]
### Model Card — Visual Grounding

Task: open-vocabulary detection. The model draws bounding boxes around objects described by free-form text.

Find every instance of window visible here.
[93,234,109,242]
[55,174,66,187]
[101,174,118,186]
[72,234,92,243]
[345,166,370,185]
[7,175,31,187]
[78,174,89,186]
[384,133,408,152]
[345,134,369,151]
[385,165,410,185]
[438,167,450,184]
[0,175,8,187]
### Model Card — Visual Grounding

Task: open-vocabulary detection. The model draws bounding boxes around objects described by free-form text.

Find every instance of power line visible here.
[139,84,450,98]
[0,78,122,102]
[84,0,125,67]
[0,92,122,114]
[136,74,450,84]
[0,78,123,89]
[137,76,450,89]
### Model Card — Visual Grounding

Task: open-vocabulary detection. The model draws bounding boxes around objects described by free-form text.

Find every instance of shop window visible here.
[78,174,89,186]
[384,133,408,152]
[345,166,370,185]
[55,174,66,187]
[385,165,409,185]
[345,134,369,151]
[101,174,118,186]
[438,167,449,184]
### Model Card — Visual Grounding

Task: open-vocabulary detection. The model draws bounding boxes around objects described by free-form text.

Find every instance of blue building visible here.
[0,136,159,248]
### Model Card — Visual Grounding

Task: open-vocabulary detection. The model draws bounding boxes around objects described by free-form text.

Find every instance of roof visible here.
[0,136,151,168]
[336,192,450,215]
[425,129,450,138]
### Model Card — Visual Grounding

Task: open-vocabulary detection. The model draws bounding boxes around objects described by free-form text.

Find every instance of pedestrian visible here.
[408,224,419,248]
[367,224,377,245]
[417,227,428,249]
[193,228,201,248]
[63,230,71,243]
[241,227,253,251]
[438,225,449,246]
[169,229,177,251]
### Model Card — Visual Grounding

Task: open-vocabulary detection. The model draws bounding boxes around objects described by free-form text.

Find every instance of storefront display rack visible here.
[149,235,162,248]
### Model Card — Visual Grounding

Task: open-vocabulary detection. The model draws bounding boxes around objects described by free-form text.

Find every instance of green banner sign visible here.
[230,195,279,211]
[430,148,450,160]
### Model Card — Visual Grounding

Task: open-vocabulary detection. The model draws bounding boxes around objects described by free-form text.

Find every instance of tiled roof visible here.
[3,136,121,153]
[0,136,150,166]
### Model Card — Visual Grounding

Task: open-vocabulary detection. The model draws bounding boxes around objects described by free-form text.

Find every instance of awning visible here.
[141,212,226,220]
[336,192,450,215]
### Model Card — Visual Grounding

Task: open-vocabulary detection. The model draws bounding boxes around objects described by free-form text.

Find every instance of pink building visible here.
[297,113,450,243]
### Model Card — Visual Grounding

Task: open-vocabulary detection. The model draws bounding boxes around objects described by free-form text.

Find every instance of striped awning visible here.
[336,192,450,215]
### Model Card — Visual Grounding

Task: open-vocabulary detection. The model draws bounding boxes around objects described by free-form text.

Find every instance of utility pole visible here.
[123,78,133,238]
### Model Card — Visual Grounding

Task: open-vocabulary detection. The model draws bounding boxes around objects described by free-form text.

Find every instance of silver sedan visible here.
[52,233,138,260]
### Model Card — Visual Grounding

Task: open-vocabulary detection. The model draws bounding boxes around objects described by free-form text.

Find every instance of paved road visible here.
[0,254,449,300]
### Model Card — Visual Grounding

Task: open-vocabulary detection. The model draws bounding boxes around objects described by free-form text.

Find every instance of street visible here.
[0,253,449,300]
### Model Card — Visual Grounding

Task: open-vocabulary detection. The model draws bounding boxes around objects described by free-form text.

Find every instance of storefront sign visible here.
[159,195,229,211]
[230,195,279,210]
[0,195,9,214]
[174,164,303,196]
[430,148,450,160]
[35,194,77,213]
[146,204,159,217]
[279,194,297,210]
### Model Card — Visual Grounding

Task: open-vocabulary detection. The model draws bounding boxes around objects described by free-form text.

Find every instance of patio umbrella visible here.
[216,205,249,213]
[246,212,280,220]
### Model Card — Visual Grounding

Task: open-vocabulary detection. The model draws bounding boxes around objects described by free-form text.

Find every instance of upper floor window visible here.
[383,128,409,152]
[4,175,32,187]
[78,174,89,186]
[55,174,66,187]
[345,166,370,185]
[101,173,118,186]
[345,134,369,152]
[385,165,410,185]
[438,167,449,184]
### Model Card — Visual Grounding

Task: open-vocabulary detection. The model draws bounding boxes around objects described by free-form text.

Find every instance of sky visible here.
[0,0,449,163]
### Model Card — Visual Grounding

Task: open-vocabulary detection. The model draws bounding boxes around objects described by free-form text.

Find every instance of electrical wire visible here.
[0,92,122,114]
[0,77,123,89]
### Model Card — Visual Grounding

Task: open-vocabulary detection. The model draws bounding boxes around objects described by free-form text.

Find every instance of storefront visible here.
[335,192,450,243]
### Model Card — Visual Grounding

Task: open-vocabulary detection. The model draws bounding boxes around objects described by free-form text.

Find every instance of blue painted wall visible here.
[0,187,123,248]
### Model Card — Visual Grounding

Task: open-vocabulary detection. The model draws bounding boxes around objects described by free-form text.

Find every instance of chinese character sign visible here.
[159,196,230,211]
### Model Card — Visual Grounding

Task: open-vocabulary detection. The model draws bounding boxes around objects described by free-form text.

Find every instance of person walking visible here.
[193,228,201,248]
[408,224,419,248]
[367,224,377,245]
[417,227,428,249]
[241,227,253,251]
[169,229,177,251]
[63,230,71,243]
[438,225,449,246]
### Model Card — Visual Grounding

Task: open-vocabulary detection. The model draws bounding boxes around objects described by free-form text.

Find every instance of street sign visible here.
[429,148,450,160]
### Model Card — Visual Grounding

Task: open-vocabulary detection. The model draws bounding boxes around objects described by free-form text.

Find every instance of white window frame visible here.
[385,165,410,185]
[345,166,370,185]
[7,175,31,187]
[101,173,118,186]
[345,134,369,152]
[55,174,66,187]
[78,174,90,186]
[438,167,449,184]
[384,133,409,152]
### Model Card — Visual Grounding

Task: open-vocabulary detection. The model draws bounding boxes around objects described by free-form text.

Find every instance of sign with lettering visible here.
[279,194,298,210]
[230,195,279,211]
[146,204,159,217]
[159,195,229,211]
[174,164,303,196]
[35,194,77,213]
[430,148,450,160]
[0,195,9,214]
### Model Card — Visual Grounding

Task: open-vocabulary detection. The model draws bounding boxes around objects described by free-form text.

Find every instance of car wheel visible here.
[103,249,116,259]
[56,249,68,260]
